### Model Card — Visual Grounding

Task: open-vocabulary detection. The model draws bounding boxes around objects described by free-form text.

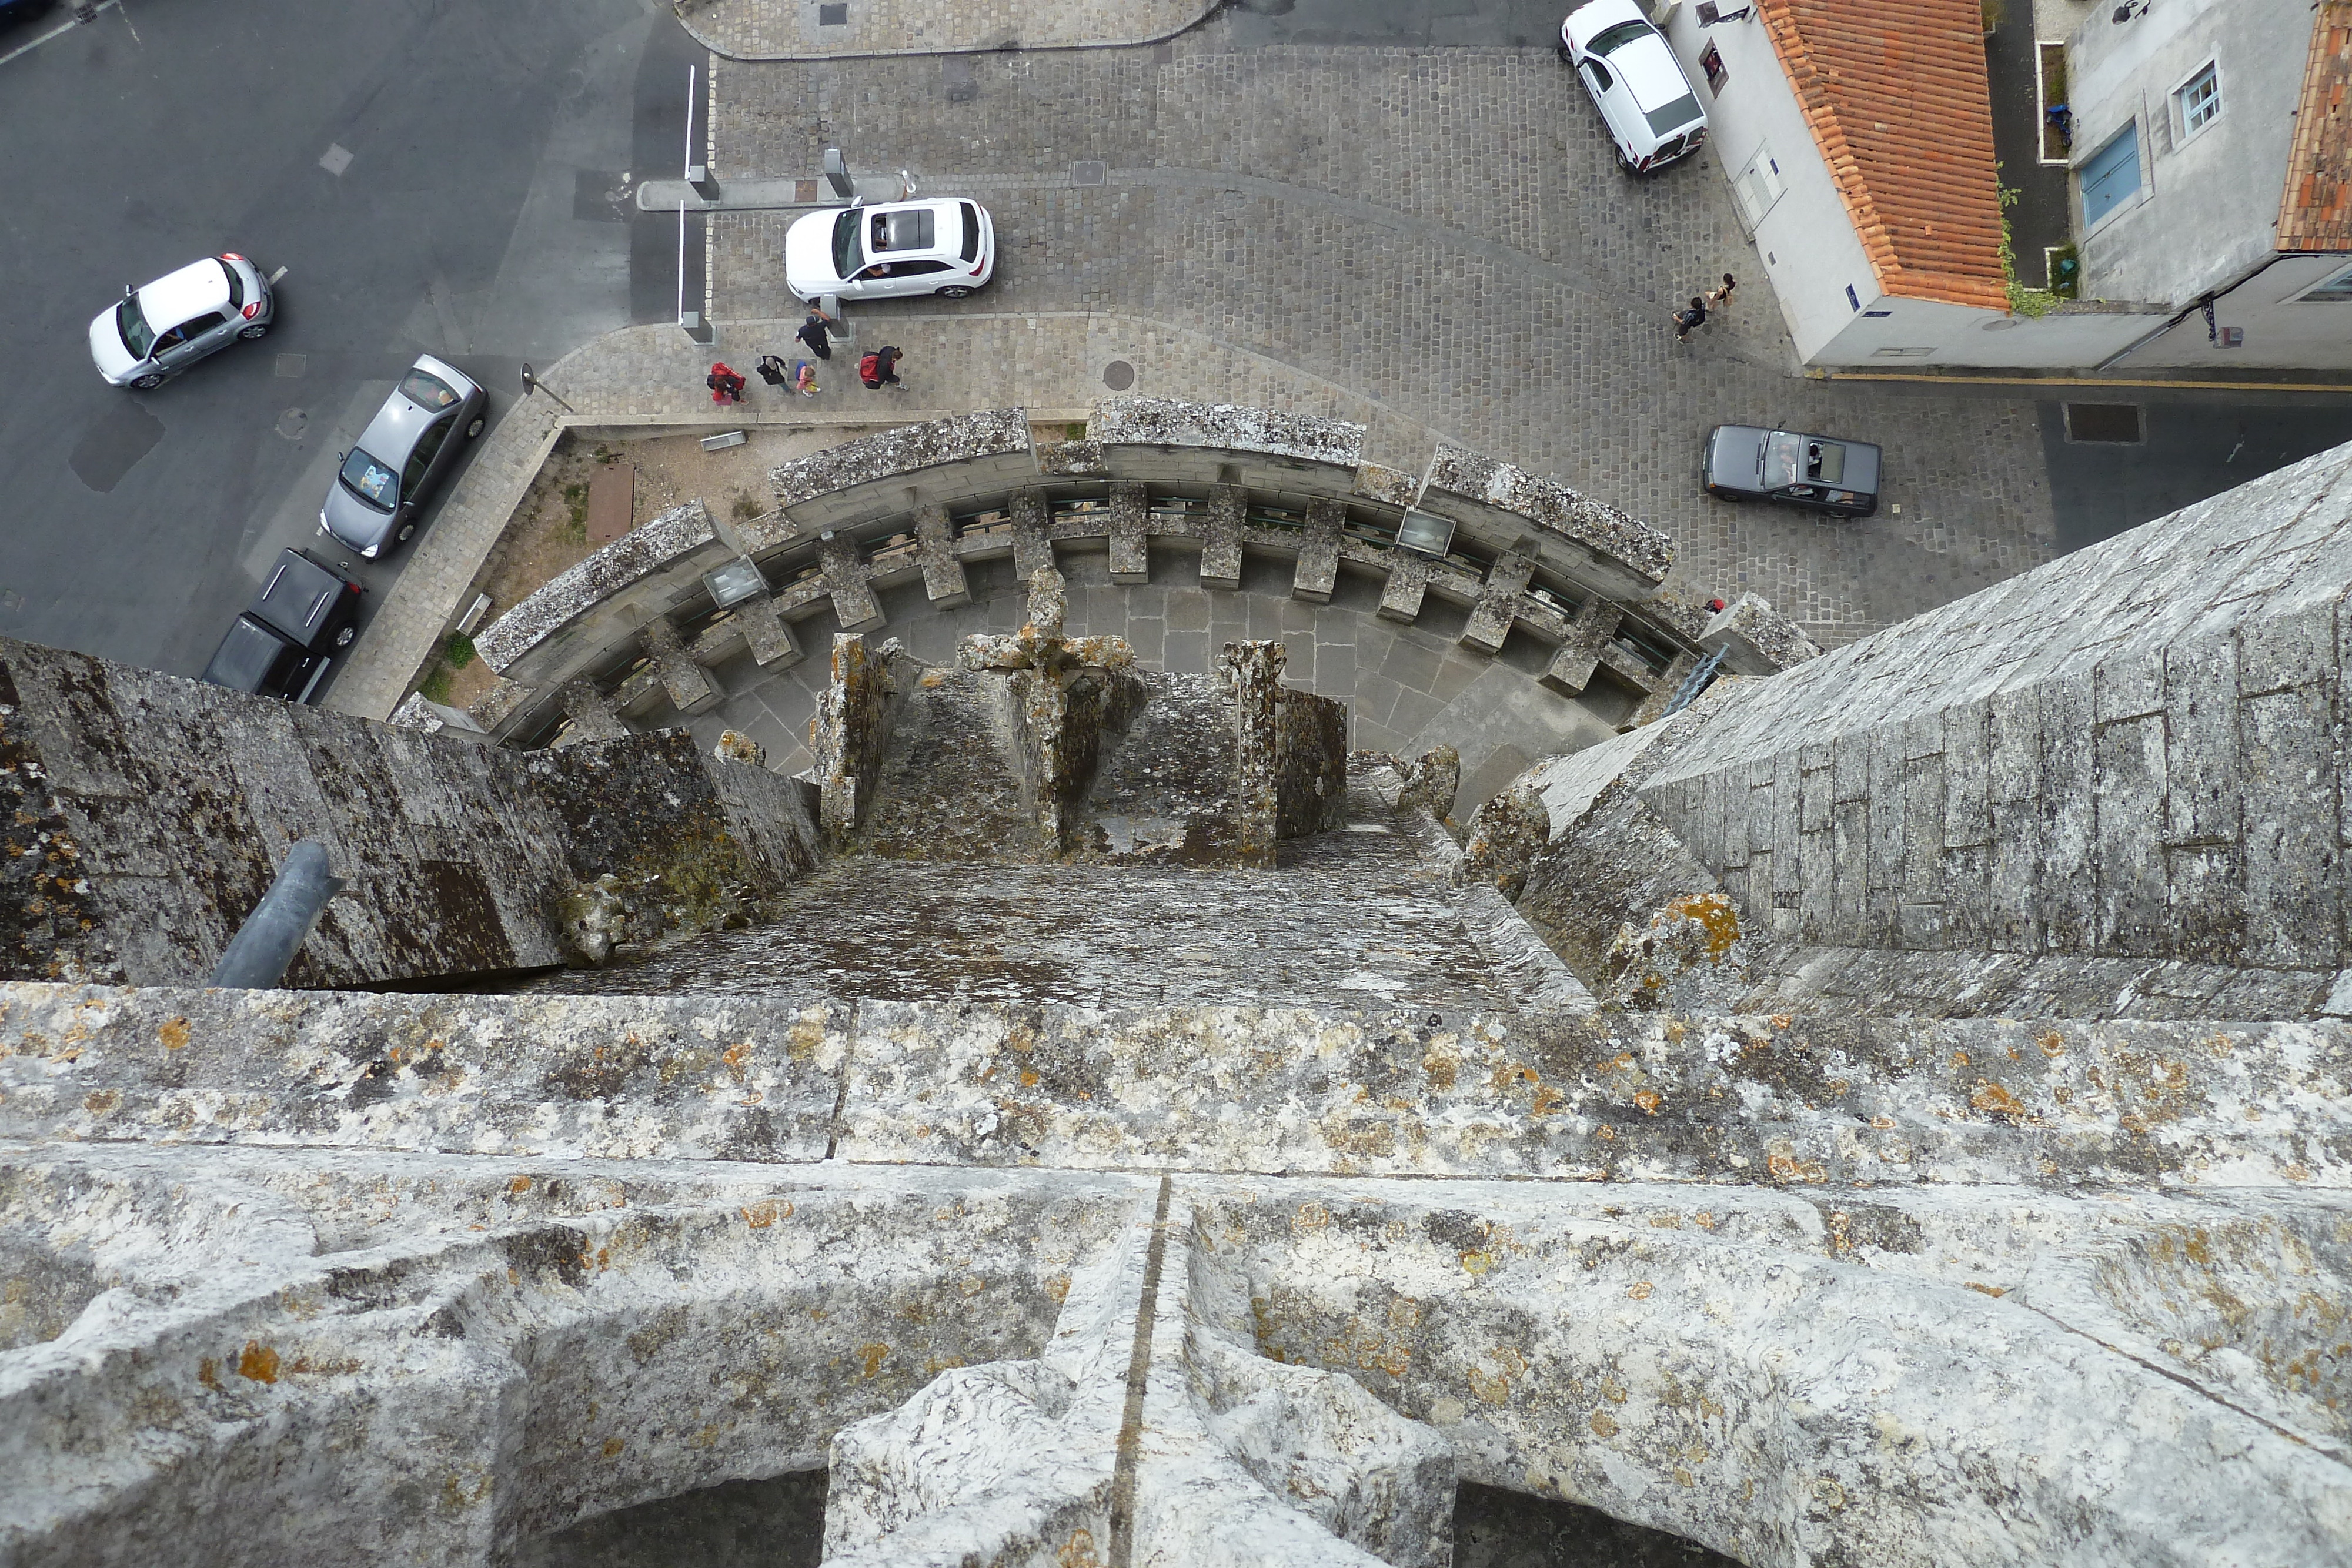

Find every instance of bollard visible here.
[209,840,346,989]
[687,162,720,203]
[681,310,716,346]
[822,148,855,201]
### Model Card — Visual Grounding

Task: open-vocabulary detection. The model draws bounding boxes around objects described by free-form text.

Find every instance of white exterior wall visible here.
[1658,9,1879,362]
[2067,0,2310,307]
[2122,252,2352,369]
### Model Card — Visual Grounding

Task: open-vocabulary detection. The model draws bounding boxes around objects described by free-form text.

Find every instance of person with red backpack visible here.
[706,362,746,403]
[858,345,904,390]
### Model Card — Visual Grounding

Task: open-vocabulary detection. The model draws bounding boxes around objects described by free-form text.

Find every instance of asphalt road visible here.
[0,0,699,680]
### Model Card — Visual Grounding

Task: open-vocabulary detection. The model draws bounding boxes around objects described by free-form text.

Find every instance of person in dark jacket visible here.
[795,306,835,361]
[707,363,746,403]
[1671,297,1708,342]
[860,345,904,389]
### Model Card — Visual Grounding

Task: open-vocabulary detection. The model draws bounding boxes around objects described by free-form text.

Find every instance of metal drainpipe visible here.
[209,840,346,989]
[2093,253,2293,373]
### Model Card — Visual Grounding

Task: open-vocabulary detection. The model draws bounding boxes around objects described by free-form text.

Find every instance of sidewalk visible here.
[325,308,1460,724]
[673,0,1215,61]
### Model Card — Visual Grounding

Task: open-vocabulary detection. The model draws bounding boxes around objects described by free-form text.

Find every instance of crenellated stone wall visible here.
[0,637,819,989]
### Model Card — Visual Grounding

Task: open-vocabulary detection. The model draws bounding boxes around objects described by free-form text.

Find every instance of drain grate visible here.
[818,3,847,25]
[1071,160,1108,187]
[2063,403,2143,444]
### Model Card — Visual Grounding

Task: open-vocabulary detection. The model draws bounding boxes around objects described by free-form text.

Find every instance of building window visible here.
[2080,122,2141,229]
[2294,262,2352,302]
[1700,41,1728,95]
[1730,145,1785,230]
[2173,61,2220,141]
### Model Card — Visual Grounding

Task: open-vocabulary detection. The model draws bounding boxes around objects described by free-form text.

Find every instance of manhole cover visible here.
[2064,403,2143,444]
[1071,160,1108,186]
[818,2,848,24]
[275,408,308,441]
[1102,359,1135,392]
[275,353,306,378]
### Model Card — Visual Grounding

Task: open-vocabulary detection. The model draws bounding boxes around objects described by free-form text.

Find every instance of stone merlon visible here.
[1417,443,1675,599]
[474,500,724,683]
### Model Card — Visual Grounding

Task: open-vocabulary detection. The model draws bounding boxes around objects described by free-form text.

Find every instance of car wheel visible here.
[467,414,486,438]
[238,323,269,340]
[935,285,975,299]
[396,522,416,543]
[1556,42,1573,63]
[334,626,356,648]
[131,373,164,390]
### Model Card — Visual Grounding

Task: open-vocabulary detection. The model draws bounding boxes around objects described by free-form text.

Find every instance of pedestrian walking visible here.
[795,306,835,361]
[790,360,820,397]
[1671,297,1708,343]
[706,362,747,403]
[1705,272,1738,309]
[755,355,790,390]
[858,345,904,389]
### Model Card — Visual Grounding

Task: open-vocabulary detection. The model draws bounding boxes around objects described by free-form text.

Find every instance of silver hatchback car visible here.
[319,356,489,559]
[88,253,274,389]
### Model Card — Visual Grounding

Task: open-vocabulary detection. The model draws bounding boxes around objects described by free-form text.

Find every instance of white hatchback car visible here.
[89,253,275,389]
[1561,0,1709,173]
[784,198,995,303]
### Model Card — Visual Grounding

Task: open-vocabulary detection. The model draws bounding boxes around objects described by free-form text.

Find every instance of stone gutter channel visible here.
[669,0,1220,62]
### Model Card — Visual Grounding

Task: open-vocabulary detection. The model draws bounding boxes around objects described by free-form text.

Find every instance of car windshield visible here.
[1645,93,1703,135]
[115,295,156,360]
[1762,430,1805,489]
[339,449,398,511]
[399,367,460,409]
[1806,440,1847,483]
[831,210,861,279]
[1589,19,1653,55]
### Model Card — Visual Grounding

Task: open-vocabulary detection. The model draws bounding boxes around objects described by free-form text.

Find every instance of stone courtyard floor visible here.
[704,18,2063,646]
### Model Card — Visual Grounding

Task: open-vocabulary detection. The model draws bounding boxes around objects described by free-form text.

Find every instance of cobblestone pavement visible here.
[674,0,1212,61]
[709,28,2061,643]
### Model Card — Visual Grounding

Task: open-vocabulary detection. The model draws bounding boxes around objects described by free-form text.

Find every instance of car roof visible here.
[356,356,474,459]
[248,549,348,648]
[136,258,232,326]
[1611,32,1695,111]
[1565,0,1647,47]
[202,615,295,694]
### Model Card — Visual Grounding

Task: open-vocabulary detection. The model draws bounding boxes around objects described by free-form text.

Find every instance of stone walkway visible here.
[674,0,1214,61]
[709,31,2061,644]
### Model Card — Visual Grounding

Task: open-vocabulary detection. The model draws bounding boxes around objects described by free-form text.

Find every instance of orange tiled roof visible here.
[2279,1,2352,252]
[1754,0,2011,311]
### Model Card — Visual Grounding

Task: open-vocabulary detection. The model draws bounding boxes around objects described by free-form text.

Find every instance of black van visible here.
[199,549,364,703]
[1703,424,1883,517]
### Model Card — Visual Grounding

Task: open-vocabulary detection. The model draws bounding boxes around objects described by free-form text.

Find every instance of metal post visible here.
[822,147,855,200]
[208,840,346,989]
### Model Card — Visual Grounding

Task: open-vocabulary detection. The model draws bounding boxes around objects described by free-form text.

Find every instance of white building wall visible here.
[2123,253,2352,369]
[2067,0,2311,306]
[1658,8,1879,362]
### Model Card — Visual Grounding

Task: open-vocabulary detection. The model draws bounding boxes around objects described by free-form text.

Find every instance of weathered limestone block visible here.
[1539,599,1622,696]
[388,693,486,737]
[914,504,972,609]
[960,568,1145,854]
[1397,746,1461,823]
[1089,398,1367,493]
[821,534,887,634]
[810,634,915,840]
[559,677,633,743]
[713,730,766,768]
[1699,592,1820,675]
[1460,550,1534,656]
[1010,489,1056,581]
[640,616,719,716]
[1417,444,1673,600]
[475,501,727,686]
[1200,486,1245,591]
[1108,479,1151,584]
[822,1188,1454,1568]
[1351,462,1421,510]
[1292,498,1344,603]
[463,673,538,735]
[732,589,804,669]
[1378,550,1434,624]
[1219,640,1286,864]
[1035,437,1107,477]
[1275,687,1348,838]
[762,409,1035,540]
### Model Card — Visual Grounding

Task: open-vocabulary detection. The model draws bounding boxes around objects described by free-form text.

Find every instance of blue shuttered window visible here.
[2081,123,2141,229]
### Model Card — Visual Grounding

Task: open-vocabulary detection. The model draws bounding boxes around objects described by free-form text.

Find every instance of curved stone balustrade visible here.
[460,400,1815,748]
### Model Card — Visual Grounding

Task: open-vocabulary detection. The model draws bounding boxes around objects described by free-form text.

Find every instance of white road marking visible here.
[268,265,288,284]
[319,143,353,177]
[0,0,117,69]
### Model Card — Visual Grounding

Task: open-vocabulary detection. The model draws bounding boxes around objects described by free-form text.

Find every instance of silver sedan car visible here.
[88,253,275,389]
[319,355,488,558]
